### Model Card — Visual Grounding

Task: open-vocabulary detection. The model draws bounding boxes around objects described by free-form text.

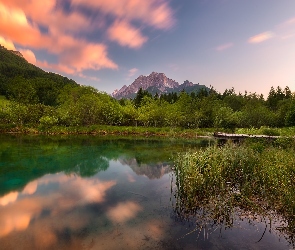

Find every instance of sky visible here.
[0,0,295,97]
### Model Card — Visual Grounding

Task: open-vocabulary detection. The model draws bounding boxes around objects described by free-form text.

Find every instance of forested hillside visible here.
[0,45,77,106]
[0,45,295,132]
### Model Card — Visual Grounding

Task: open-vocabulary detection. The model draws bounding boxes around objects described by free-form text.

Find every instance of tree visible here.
[133,88,152,107]
[7,76,38,104]
[285,101,295,126]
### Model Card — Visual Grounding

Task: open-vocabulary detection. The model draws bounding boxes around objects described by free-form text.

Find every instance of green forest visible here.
[1,81,294,132]
[1,45,295,133]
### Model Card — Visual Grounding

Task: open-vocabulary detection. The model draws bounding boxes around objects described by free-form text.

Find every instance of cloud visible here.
[22,181,38,195]
[248,31,275,44]
[108,20,148,48]
[106,201,142,223]
[128,68,139,77]
[19,49,37,64]
[0,2,45,48]
[275,17,295,40]
[277,17,295,27]
[0,0,117,75]
[215,42,233,51]
[71,0,175,30]
[78,73,100,81]
[0,36,16,50]
[0,174,117,238]
[0,0,175,76]
[0,192,18,206]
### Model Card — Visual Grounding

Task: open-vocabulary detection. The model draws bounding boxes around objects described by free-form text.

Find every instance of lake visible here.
[0,135,291,249]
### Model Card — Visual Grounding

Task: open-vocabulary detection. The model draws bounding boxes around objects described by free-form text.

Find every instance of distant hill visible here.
[112,72,210,99]
[0,45,78,106]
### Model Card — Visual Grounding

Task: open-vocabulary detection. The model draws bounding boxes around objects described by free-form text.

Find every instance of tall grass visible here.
[173,140,295,243]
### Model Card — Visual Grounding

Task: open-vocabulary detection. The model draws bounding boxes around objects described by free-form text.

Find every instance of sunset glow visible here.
[0,0,294,95]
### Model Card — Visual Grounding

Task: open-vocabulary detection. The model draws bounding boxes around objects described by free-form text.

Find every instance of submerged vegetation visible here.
[172,139,295,245]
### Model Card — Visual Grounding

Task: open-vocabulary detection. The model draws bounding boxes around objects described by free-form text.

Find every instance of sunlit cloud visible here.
[248,31,275,44]
[0,0,175,77]
[108,20,148,48]
[19,49,37,64]
[277,17,295,27]
[0,36,16,50]
[78,73,100,82]
[0,2,45,48]
[0,0,118,76]
[71,0,175,30]
[107,201,142,223]
[275,16,295,40]
[215,42,233,51]
[128,68,139,77]
[60,43,118,72]
[37,61,75,75]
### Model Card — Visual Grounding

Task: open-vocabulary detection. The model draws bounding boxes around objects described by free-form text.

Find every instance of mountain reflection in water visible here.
[0,135,291,249]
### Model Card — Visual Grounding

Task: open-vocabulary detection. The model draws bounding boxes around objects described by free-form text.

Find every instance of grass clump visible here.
[173,141,295,244]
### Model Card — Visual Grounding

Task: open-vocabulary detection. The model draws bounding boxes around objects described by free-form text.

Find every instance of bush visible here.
[39,116,58,130]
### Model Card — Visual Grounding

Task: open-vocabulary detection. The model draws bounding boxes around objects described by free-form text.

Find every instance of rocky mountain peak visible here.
[112,72,209,99]
[112,72,179,99]
[11,51,24,59]
[181,80,194,88]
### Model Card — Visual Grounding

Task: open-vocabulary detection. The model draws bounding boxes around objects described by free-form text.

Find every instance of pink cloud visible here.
[37,61,75,75]
[19,49,37,64]
[108,20,147,48]
[215,42,233,51]
[128,68,139,77]
[0,175,117,238]
[106,201,142,223]
[0,1,117,75]
[71,0,175,30]
[0,3,47,48]
[0,0,175,76]
[60,42,118,72]
[277,17,295,27]
[0,192,18,206]
[248,31,275,44]
[275,17,295,40]
[0,36,16,50]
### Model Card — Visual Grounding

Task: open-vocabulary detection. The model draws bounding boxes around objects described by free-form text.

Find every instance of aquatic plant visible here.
[173,141,295,245]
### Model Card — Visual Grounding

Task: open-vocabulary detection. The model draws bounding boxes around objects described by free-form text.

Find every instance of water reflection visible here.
[119,158,171,179]
[0,135,291,249]
[172,174,294,249]
[0,174,116,239]
[0,135,198,196]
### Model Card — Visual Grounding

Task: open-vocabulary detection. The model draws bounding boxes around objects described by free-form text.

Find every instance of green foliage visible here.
[0,45,78,106]
[39,116,58,130]
[285,101,295,127]
[133,87,152,107]
[267,86,292,111]
[259,126,280,136]
[0,47,294,132]
[7,76,38,104]
[173,142,295,239]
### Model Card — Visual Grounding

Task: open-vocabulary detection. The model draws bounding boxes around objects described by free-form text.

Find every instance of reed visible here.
[173,141,295,243]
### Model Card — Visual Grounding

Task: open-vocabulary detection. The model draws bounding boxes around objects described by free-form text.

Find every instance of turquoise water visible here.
[0,135,291,249]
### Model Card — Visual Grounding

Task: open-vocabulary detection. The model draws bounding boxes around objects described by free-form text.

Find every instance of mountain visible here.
[112,72,209,99]
[0,45,78,105]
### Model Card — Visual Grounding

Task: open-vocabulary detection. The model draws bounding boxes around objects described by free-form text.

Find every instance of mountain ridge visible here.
[112,72,209,99]
[0,44,78,105]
